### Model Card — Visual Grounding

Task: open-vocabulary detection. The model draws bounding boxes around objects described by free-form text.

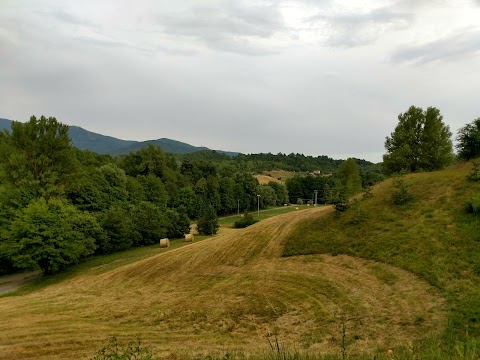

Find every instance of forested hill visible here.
[0,118,237,156]
[1,117,380,173]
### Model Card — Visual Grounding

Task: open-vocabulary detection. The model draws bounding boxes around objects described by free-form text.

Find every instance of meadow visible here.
[0,162,479,359]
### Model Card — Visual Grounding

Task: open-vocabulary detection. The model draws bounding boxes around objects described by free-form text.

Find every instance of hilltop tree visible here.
[383,106,453,175]
[457,118,480,160]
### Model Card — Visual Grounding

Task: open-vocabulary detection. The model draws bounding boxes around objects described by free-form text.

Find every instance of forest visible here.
[0,116,381,276]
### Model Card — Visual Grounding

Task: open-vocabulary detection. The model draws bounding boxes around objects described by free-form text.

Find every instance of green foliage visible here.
[1,115,78,198]
[268,181,289,205]
[257,185,277,208]
[7,198,99,274]
[466,193,480,214]
[164,208,191,238]
[91,337,159,360]
[234,212,259,228]
[336,158,362,198]
[130,202,168,245]
[467,162,480,182]
[383,106,454,175]
[391,176,414,205]
[96,207,134,254]
[457,118,480,160]
[197,205,219,235]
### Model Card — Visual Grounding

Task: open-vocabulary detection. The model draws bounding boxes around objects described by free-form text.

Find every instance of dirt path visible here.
[0,271,41,295]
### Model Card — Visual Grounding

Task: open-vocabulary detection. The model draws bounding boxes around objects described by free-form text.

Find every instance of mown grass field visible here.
[0,162,479,359]
[0,207,445,359]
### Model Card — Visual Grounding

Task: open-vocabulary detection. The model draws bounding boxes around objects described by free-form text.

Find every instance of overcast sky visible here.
[1,0,479,162]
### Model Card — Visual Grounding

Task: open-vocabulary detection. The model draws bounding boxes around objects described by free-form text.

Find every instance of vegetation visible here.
[383,106,454,174]
[283,161,480,340]
[234,212,259,228]
[457,118,480,160]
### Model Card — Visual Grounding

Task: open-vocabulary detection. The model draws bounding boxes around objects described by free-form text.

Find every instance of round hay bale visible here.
[240,214,244,218]
[160,238,170,248]
[185,233,194,242]
[295,207,299,210]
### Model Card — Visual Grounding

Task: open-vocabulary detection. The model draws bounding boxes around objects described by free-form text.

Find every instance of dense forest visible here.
[0,116,382,276]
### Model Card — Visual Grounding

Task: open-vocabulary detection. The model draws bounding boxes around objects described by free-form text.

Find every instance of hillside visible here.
[284,161,480,339]
[0,207,445,359]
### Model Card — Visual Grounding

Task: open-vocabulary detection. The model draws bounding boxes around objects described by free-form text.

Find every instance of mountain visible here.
[110,138,210,156]
[0,118,238,156]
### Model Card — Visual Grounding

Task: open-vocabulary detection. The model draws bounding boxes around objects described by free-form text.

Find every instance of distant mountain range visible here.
[0,118,238,156]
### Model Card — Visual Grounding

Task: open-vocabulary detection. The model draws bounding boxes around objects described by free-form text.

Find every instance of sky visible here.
[1,0,479,163]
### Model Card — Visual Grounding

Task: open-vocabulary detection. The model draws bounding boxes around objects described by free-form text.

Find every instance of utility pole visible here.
[314,190,318,206]
[257,194,261,218]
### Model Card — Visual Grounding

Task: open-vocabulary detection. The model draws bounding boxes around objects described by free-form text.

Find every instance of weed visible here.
[91,337,159,360]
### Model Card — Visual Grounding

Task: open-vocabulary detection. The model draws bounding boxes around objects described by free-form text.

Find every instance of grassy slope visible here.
[0,208,445,359]
[284,161,480,339]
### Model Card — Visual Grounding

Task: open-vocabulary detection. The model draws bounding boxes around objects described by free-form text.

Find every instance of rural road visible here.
[0,271,41,295]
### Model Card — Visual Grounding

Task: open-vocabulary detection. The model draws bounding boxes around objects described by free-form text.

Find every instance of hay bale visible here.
[295,207,299,210]
[185,233,194,242]
[160,238,170,248]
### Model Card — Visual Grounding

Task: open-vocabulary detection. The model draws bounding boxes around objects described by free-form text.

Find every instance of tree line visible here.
[1,107,478,276]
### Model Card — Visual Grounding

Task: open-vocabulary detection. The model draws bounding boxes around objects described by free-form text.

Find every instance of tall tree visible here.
[1,116,78,198]
[336,158,362,198]
[6,198,99,275]
[457,118,480,160]
[383,106,453,174]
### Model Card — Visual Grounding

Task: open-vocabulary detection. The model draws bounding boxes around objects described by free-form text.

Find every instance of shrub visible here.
[234,212,258,228]
[91,337,159,360]
[467,161,480,182]
[466,193,480,214]
[391,176,414,205]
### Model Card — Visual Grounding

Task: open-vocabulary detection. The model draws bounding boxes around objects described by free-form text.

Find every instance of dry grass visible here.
[0,207,446,359]
[255,175,285,185]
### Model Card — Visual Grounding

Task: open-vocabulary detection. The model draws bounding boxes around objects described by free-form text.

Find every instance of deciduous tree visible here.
[383,106,453,174]
[457,118,480,160]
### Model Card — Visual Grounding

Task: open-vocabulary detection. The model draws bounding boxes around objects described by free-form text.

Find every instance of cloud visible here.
[390,28,480,63]
[157,0,287,55]
[307,5,413,47]
[48,10,96,27]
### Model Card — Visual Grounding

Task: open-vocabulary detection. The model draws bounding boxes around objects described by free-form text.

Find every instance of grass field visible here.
[0,206,446,359]
[1,162,479,359]
[284,161,480,341]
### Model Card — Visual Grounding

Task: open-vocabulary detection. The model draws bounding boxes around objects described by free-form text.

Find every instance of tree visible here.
[197,205,219,235]
[383,106,453,175]
[336,158,362,198]
[130,202,168,245]
[1,116,78,198]
[6,198,99,275]
[457,118,480,160]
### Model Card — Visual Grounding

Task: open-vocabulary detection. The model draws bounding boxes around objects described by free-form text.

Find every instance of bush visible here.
[467,161,480,182]
[234,212,258,228]
[466,193,480,214]
[391,176,414,205]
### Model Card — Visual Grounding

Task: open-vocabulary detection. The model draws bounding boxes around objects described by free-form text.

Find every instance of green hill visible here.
[284,161,480,339]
